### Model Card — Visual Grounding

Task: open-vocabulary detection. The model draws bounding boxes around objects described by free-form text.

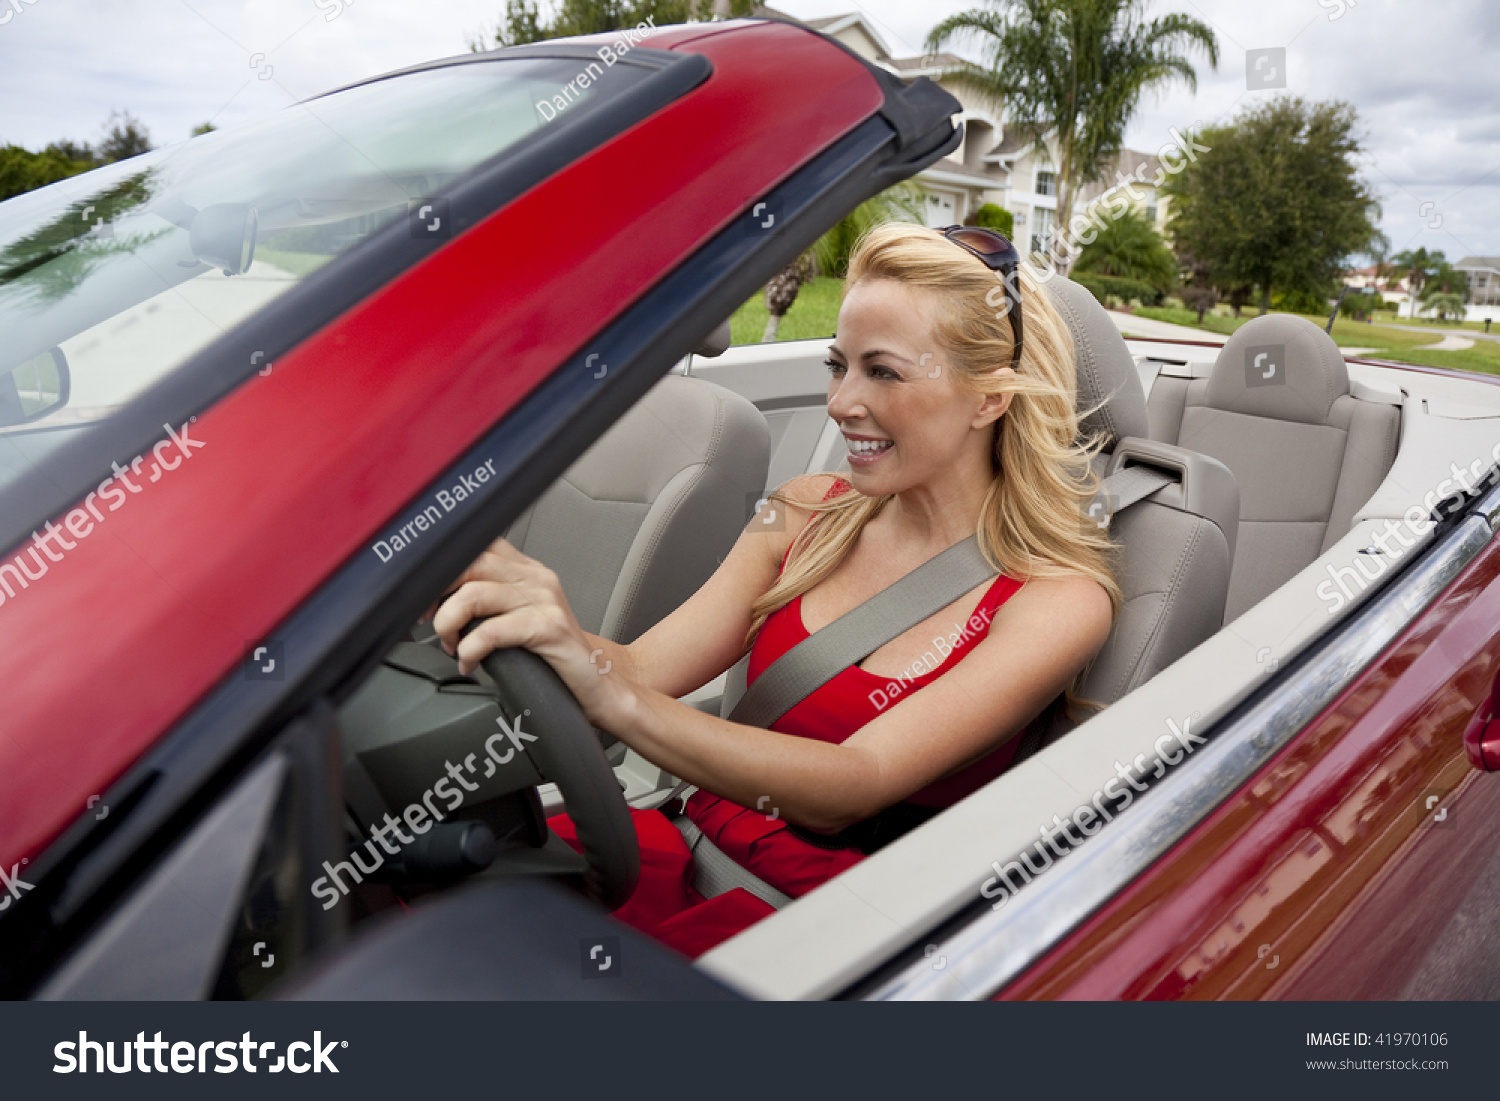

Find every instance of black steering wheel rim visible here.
[478,643,640,911]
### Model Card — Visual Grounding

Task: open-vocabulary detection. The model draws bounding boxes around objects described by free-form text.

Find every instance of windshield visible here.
[0,56,647,492]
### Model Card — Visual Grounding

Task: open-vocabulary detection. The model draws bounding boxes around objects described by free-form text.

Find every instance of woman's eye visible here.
[824,359,846,375]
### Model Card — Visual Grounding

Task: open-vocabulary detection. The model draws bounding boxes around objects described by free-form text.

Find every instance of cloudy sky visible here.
[2,0,1497,261]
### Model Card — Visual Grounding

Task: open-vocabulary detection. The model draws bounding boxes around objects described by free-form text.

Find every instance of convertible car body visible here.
[3,18,1500,1001]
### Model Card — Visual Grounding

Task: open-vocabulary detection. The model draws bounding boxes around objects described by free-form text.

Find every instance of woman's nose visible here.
[827,373,868,422]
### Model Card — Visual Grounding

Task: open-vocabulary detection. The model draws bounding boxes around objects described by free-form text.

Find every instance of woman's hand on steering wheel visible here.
[431,537,633,728]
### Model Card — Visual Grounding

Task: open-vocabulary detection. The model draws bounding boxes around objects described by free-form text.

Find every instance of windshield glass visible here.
[0,57,646,490]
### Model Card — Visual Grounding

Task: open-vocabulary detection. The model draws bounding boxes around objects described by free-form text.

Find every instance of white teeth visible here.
[846,438,892,455]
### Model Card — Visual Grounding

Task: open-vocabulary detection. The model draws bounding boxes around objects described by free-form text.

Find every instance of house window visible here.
[1029,208,1053,255]
[1146,204,1158,224]
[1034,169,1055,197]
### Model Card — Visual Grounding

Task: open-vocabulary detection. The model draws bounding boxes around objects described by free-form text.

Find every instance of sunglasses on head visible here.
[938,225,1023,370]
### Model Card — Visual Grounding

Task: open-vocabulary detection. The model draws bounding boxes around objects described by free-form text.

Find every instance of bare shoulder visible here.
[1000,571,1114,655]
[751,473,850,562]
[774,472,849,513]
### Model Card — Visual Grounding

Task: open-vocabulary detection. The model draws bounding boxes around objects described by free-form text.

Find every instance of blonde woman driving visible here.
[433,223,1118,957]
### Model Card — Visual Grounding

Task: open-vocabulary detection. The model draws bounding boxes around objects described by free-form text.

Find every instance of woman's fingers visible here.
[432,578,529,653]
[452,605,552,675]
[419,538,532,622]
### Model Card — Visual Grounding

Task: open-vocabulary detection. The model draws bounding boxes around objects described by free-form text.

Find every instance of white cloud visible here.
[3,0,1498,257]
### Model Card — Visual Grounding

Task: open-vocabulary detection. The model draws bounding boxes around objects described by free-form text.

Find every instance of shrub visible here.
[1271,286,1335,315]
[966,202,1014,237]
[1071,272,1164,308]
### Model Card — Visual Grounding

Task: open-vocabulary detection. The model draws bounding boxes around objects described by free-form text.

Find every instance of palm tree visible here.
[804,180,927,279]
[1390,247,1442,319]
[762,254,814,342]
[760,182,926,341]
[1074,206,1177,289]
[1421,291,1466,323]
[926,0,1217,275]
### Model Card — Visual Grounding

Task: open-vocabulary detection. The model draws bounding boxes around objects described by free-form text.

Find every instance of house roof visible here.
[927,157,1007,185]
[886,51,966,71]
[795,12,894,60]
[1455,256,1500,272]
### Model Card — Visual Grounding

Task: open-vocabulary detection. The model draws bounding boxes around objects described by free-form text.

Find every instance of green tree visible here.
[1422,291,1466,322]
[1074,206,1176,289]
[0,146,91,202]
[808,181,926,278]
[45,139,96,166]
[1389,246,1441,318]
[926,0,1216,274]
[96,110,152,164]
[1421,258,1468,300]
[191,122,217,137]
[1162,95,1381,315]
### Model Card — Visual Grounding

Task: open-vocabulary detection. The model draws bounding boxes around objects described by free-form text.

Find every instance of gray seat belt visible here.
[727,534,998,730]
[726,461,1175,731]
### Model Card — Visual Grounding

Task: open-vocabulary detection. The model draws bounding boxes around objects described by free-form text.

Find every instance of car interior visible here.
[321,268,1500,997]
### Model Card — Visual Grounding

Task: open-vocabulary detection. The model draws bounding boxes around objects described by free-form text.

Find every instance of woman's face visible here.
[826,278,1009,497]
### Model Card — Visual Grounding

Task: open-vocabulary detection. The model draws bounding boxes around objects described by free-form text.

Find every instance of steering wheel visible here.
[477,641,640,911]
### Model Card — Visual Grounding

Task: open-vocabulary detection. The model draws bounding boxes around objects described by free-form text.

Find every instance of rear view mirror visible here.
[693,317,732,358]
[0,348,70,428]
[191,203,258,275]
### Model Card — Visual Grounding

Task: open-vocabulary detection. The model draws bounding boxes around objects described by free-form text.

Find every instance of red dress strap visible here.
[777,476,852,572]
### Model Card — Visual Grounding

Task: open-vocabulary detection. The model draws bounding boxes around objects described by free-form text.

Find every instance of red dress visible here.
[550,479,1025,958]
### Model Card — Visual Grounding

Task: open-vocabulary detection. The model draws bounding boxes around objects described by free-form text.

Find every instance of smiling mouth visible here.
[845,436,893,462]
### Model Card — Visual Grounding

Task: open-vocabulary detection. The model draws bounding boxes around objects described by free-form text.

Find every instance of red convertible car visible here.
[3,18,1500,1001]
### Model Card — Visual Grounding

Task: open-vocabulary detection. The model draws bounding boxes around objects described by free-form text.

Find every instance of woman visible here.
[432,223,1119,957]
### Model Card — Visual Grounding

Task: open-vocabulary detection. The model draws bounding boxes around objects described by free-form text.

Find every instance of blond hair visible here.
[746,223,1120,719]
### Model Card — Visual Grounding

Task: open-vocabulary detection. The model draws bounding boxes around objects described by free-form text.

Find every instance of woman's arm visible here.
[595,573,1111,830]
[432,474,843,696]
[435,530,1111,830]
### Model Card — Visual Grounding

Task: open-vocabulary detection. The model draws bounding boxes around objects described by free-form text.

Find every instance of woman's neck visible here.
[876,457,993,553]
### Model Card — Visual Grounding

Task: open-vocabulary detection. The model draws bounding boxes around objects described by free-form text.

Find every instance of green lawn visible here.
[721,281,1500,377]
[1133,306,1449,350]
[1133,305,1500,376]
[1371,313,1500,332]
[729,276,842,345]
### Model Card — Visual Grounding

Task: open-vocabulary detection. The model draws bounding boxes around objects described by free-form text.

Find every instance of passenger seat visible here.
[1042,277,1240,727]
[1146,315,1400,620]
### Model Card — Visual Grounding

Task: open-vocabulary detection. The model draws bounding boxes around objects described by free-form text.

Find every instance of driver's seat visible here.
[504,371,771,643]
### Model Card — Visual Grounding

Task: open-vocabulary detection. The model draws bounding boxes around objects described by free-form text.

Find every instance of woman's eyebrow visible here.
[862,349,913,365]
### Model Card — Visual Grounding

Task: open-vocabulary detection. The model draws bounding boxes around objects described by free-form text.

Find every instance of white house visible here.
[1455,257,1500,322]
